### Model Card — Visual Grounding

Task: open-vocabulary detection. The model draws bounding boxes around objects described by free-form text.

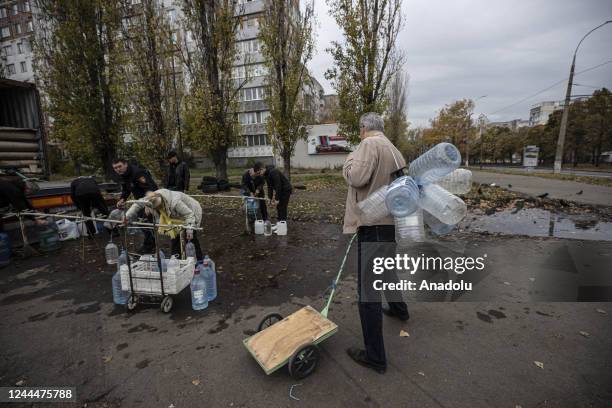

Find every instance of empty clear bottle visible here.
[191,267,208,310]
[167,255,179,275]
[435,169,472,195]
[185,240,196,259]
[200,259,217,301]
[385,176,420,217]
[418,183,467,225]
[105,240,119,265]
[395,209,425,245]
[423,210,456,236]
[204,255,215,273]
[408,142,461,185]
[113,264,129,305]
[264,220,272,236]
[358,185,390,223]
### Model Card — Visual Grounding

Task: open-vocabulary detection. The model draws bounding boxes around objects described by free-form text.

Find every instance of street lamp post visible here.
[553,20,611,174]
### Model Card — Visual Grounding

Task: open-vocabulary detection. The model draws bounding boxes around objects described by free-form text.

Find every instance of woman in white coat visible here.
[126,189,203,259]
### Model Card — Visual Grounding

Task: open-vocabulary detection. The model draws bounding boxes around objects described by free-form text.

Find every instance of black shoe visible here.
[382,305,410,321]
[346,347,386,374]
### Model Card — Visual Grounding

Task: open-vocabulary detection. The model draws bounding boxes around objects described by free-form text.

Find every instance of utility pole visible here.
[554,20,611,173]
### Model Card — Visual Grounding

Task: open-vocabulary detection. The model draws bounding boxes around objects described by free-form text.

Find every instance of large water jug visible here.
[358,185,390,223]
[409,143,461,185]
[112,269,128,305]
[38,227,61,252]
[167,255,179,275]
[204,255,215,273]
[254,220,264,235]
[0,232,11,267]
[276,221,287,235]
[423,210,456,236]
[264,220,272,236]
[191,267,208,310]
[105,240,119,264]
[118,248,128,271]
[435,169,472,195]
[385,176,420,217]
[201,259,217,301]
[185,241,196,259]
[418,183,467,225]
[395,209,425,245]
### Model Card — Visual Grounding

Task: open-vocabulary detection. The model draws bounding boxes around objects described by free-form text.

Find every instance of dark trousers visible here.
[357,225,409,368]
[171,231,203,260]
[277,191,291,221]
[137,208,156,251]
[257,191,268,221]
[75,192,109,236]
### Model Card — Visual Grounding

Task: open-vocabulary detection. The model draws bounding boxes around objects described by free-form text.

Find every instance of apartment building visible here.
[0,0,36,82]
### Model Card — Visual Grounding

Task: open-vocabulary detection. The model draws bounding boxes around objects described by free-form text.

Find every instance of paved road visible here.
[478,166,612,179]
[1,234,611,407]
[472,170,612,206]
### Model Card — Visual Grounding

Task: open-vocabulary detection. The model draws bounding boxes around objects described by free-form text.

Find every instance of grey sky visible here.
[308,0,612,127]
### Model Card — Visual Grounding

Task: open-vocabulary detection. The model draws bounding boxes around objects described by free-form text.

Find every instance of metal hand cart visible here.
[243,234,356,379]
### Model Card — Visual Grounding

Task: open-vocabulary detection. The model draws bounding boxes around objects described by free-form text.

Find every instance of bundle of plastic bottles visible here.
[357,142,473,245]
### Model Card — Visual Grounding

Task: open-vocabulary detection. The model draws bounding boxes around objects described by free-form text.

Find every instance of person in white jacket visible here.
[125,189,203,259]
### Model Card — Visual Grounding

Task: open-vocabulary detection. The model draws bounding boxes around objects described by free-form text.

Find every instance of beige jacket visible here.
[342,131,406,234]
[126,189,202,232]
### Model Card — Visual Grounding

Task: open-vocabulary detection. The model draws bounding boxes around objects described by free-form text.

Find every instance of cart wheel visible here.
[257,313,283,332]
[126,295,137,311]
[288,343,320,380]
[160,296,173,313]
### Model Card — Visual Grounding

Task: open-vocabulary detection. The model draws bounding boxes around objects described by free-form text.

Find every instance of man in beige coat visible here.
[343,112,409,374]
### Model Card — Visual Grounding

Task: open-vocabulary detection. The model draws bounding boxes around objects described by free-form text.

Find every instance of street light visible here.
[553,20,612,174]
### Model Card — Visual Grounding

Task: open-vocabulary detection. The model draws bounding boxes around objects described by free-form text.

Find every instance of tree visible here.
[385,70,409,147]
[325,0,404,144]
[585,88,612,166]
[259,0,315,178]
[120,0,182,176]
[181,0,245,181]
[35,0,124,179]
[427,99,475,163]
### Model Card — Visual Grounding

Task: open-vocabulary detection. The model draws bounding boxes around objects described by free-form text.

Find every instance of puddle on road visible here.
[462,208,612,241]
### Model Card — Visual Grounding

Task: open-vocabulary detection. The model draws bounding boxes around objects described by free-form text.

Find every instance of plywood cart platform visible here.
[243,235,355,379]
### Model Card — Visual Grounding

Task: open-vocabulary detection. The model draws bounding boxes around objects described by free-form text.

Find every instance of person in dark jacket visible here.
[0,178,33,213]
[70,176,109,237]
[241,165,268,221]
[164,151,190,192]
[260,164,292,222]
[112,158,158,252]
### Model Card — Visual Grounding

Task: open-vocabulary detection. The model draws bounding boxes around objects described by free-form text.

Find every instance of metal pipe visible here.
[189,194,266,201]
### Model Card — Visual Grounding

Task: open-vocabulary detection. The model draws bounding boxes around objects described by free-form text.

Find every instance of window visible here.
[17,42,23,53]
[20,61,26,72]
[241,87,266,101]
[238,39,259,55]
[24,2,31,12]
[14,23,22,34]
[239,111,270,125]
[243,134,268,147]
[26,21,33,32]
[11,4,18,15]
[1,26,9,38]
[7,64,16,75]
[2,44,12,56]
[0,8,7,18]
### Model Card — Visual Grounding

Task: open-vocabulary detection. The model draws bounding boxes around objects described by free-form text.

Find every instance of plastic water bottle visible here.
[159,250,167,272]
[191,267,208,310]
[105,240,119,265]
[185,241,196,259]
[201,259,217,301]
[167,255,179,275]
[408,142,461,185]
[358,185,390,223]
[418,183,467,225]
[264,220,272,236]
[435,169,472,195]
[112,265,128,305]
[204,255,215,273]
[385,176,420,217]
[118,248,128,272]
[395,209,425,245]
[423,210,456,236]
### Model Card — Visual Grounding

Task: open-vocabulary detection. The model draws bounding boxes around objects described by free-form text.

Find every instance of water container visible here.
[159,250,167,272]
[435,169,472,195]
[118,248,128,272]
[204,255,215,273]
[254,220,264,235]
[385,176,420,217]
[358,185,390,223]
[105,241,119,265]
[112,269,128,305]
[418,183,467,225]
[423,210,456,236]
[38,227,61,252]
[276,221,287,236]
[167,255,179,275]
[264,220,272,236]
[191,267,208,310]
[408,142,461,185]
[201,259,217,301]
[0,232,11,267]
[395,209,425,245]
[185,241,196,259]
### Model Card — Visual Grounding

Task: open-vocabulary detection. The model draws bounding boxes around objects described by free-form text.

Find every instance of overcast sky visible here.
[308,0,612,127]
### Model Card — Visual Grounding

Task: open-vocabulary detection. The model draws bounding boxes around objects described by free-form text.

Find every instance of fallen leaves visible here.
[417,371,425,376]
[534,361,544,369]
[102,356,112,363]
[399,330,410,337]
[579,331,590,338]
[191,379,200,386]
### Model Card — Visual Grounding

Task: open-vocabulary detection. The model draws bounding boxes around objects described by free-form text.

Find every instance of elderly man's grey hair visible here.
[359,112,385,132]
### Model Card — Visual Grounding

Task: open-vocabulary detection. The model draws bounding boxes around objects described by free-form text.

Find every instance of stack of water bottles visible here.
[188,240,218,311]
[357,142,473,245]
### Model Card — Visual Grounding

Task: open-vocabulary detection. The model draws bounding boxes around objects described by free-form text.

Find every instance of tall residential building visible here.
[0,0,36,82]
[529,101,563,126]
[488,119,530,132]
